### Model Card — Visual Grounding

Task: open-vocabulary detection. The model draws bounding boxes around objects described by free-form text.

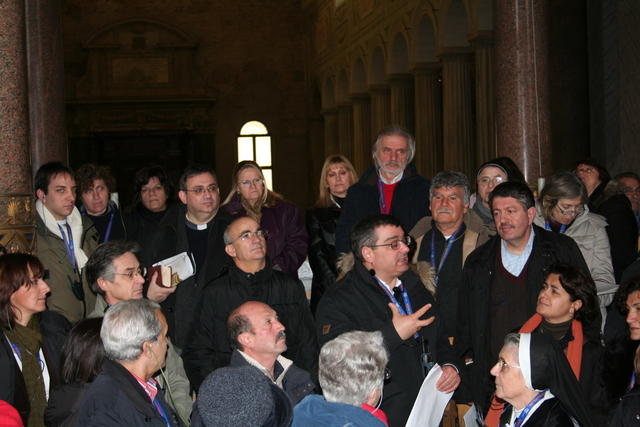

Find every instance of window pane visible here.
[237,137,254,161]
[255,136,271,167]
[263,169,273,191]
[240,121,268,135]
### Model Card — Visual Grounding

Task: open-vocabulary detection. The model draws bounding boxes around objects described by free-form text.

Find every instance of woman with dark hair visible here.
[44,317,104,426]
[574,159,638,281]
[490,332,591,426]
[610,345,640,426]
[535,172,616,305]
[222,160,308,276]
[306,154,357,313]
[124,165,180,266]
[485,263,607,426]
[471,157,526,227]
[0,254,70,426]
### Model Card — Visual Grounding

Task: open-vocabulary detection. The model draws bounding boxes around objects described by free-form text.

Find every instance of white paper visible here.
[463,403,483,426]
[405,364,454,427]
[152,251,195,282]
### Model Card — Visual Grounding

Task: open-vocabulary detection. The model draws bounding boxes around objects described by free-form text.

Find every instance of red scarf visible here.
[484,314,583,427]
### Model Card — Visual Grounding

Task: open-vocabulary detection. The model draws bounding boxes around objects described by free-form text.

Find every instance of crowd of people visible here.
[0,125,639,426]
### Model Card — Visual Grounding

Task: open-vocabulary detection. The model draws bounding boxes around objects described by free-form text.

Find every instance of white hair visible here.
[319,330,388,406]
[101,299,161,362]
[372,126,416,165]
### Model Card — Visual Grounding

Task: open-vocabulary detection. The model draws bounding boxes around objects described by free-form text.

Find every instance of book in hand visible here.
[150,252,195,287]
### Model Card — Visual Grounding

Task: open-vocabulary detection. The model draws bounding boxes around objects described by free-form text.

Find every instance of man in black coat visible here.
[145,165,232,350]
[455,181,591,414]
[73,299,181,426]
[335,126,430,254]
[316,214,460,427]
[182,216,318,391]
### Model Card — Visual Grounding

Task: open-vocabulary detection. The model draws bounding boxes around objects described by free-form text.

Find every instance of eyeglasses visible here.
[182,184,218,195]
[496,359,521,372]
[239,178,264,187]
[114,267,146,280]
[230,229,269,243]
[478,176,506,186]
[369,236,413,250]
[557,205,584,216]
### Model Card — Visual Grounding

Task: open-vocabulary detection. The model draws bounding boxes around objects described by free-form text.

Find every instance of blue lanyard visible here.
[58,223,77,269]
[430,224,466,286]
[377,179,388,214]
[152,397,171,427]
[373,276,419,339]
[544,221,567,234]
[102,211,115,243]
[7,338,44,371]
[513,391,547,427]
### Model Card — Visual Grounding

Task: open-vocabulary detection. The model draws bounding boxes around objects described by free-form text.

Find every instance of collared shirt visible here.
[378,170,404,185]
[130,371,159,402]
[376,276,403,294]
[500,227,535,277]
[238,350,293,388]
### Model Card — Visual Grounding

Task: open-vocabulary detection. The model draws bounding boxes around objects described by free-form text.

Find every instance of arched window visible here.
[238,121,273,189]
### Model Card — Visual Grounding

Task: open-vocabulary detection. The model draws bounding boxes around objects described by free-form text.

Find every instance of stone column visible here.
[441,49,476,180]
[389,73,415,134]
[337,103,353,160]
[351,94,371,173]
[0,0,36,252]
[471,32,496,166]
[322,109,339,157]
[494,0,551,182]
[25,0,68,172]
[413,63,443,178]
[369,84,391,135]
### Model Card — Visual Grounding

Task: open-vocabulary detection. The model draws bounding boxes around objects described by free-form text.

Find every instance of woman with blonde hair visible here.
[222,160,308,276]
[306,155,357,313]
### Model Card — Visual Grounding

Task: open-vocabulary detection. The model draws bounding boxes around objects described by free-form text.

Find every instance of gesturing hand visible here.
[389,303,435,340]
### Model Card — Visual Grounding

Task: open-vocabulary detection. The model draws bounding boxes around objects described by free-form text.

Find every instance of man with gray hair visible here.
[335,126,431,254]
[84,241,192,423]
[294,330,389,426]
[74,299,182,426]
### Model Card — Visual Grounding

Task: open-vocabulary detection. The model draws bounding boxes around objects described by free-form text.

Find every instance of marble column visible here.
[413,63,443,178]
[494,0,551,182]
[0,0,36,252]
[369,84,391,135]
[337,103,354,160]
[389,73,415,134]
[471,32,497,166]
[441,49,476,180]
[351,94,371,173]
[25,0,68,172]
[322,109,339,157]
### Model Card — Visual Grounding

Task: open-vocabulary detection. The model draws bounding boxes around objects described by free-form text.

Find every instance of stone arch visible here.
[85,18,196,46]
[336,69,350,103]
[414,13,438,63]
[389,32,410,74]
[370,46,386,85]
[441,0,471,48]
[351,57,368,94]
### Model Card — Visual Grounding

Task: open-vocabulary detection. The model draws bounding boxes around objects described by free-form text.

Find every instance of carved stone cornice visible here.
[0,194,35,253]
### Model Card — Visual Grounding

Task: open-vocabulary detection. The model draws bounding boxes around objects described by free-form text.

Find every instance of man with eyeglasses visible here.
[316,214,460,427]
[182,216,317,391]
[615,171,640,240]
[146,165,232,352]
[84,241,193,424]
[455,181,590,416]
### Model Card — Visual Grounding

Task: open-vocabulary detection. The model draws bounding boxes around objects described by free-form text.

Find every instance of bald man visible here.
[182,216,318,390]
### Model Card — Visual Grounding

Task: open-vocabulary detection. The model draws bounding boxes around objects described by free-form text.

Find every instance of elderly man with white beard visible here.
[335,126,431,255]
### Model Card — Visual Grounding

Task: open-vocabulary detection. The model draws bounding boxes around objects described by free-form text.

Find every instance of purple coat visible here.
[222,195,308,276]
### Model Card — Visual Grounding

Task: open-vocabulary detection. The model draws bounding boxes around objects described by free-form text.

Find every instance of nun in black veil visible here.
[490,332,591,427]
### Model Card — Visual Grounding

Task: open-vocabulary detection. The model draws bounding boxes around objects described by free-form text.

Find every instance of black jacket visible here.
[610,385,640,427]
[315,260,454,427]
[229,350,316,405]
[124,201,180,267]
[72,359,181,426]
[499,398,575,426]
[0,311,70,425]
[182,264,318,391]
[589,181,638,282]
[455,225,590,412]
[45,383,85,427]
[306,206,341,314]
[146,206,232,349]
[335,164,430,254]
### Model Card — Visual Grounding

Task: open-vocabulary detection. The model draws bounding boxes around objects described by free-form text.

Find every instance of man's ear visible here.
[238,332,252,349]
[36,189,46,201]
[224,244,236,258]
[527,206,537,225]
[361,246,373,263]
[178,190,187,205]
[96,277,110,293]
